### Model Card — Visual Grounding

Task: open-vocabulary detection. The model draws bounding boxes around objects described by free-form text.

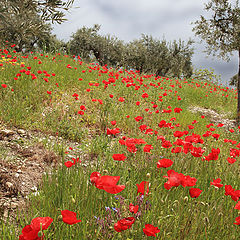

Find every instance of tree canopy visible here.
[0,0,75,51]
[68,25,194,78]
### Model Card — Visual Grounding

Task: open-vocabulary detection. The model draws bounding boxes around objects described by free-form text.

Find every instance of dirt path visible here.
[189,106,237,129]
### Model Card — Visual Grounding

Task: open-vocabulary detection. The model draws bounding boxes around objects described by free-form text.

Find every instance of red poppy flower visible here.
[174,108,182,113]
[80,105,86,110]
[19,217,53,240]
[112,154,126,161]
[136,181,149,195]
[225,185,240,201]
[111,120,117,126]
[142,92,149,98]
[203,148,220,161]
[162,140,172,148]
[227,157,236,164]
[90,172,125,194]
[143,224,160,237]
[64,161,75,168]
[234,201,240,210]
[163,170,184,190]
[61,210,81,225]
[210,178,223,188]
[189,188,202,198]
[191,147,205,158]
[157,158,173,168]
[212,134,220,140]
[129,203,139,214]
[163,170,197,190]
[173,131,185,138]
[114,217,135,232]
[139,125,148,132]
[143,144,153,153]
[107,128,120,135]
[234,216,240,225]
[135,116,143,122]
[78,111,84,115]
[158,120,167,128]
[171,147,182,153]
[118,97,125,102]
[1,84,7,88]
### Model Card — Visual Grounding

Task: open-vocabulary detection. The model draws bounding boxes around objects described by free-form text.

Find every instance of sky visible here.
[53,0,238,86]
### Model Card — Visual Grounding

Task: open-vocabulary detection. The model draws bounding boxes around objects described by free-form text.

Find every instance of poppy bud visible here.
[146,173,151,178]
[38,231,43,237]
[57,215,63,221]
[184,196,188,202]
[71,197,76,204]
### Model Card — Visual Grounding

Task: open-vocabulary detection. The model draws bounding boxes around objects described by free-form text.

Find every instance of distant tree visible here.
[192,0,240,123]
[69,25,193,77]
[68,25,125,66]
[125,35,193,78]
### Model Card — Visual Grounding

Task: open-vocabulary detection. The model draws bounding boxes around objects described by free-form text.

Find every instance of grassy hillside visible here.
[0,47,239,239]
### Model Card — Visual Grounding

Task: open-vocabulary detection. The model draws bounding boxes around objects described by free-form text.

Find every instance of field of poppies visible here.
[0,44,240,239]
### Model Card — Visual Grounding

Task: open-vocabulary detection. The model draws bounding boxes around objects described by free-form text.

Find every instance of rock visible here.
[5,182,13,188]
[0,129,15,136]
[3,209,8,218]
[11,202,18,208]
[17,129,25,135]
[31,186,37,192]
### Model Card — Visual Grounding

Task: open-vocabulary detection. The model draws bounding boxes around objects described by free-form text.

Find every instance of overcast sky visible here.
[53,0,238,86]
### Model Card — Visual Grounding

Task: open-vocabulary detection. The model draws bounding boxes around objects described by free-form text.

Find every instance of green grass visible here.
[0,48,239,239]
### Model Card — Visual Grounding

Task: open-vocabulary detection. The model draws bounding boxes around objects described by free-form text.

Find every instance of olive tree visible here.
[192,0,240,122]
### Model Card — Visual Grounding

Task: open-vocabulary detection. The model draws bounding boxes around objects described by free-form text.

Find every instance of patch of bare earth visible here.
[0,127,59,224]
[189,106,237,129]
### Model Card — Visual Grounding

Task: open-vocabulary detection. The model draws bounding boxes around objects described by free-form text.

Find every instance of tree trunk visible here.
[237,48,240,124]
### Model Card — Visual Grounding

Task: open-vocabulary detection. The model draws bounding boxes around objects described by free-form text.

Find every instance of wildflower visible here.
[189,188,202,198]
[210,178,223,188]
[157,158,173,168]
[233,216,240,225]
[90,172,125,194]
[112,154,126,161]
[129,203,139,214]
[114,217,135,232]
[143,224,160,237]
[234,201,240,210]
[136,181,149,196]
[61,210,81,225]
[19,217,53,240]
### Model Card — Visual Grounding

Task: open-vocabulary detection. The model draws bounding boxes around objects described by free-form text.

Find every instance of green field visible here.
[0,48,239,239]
